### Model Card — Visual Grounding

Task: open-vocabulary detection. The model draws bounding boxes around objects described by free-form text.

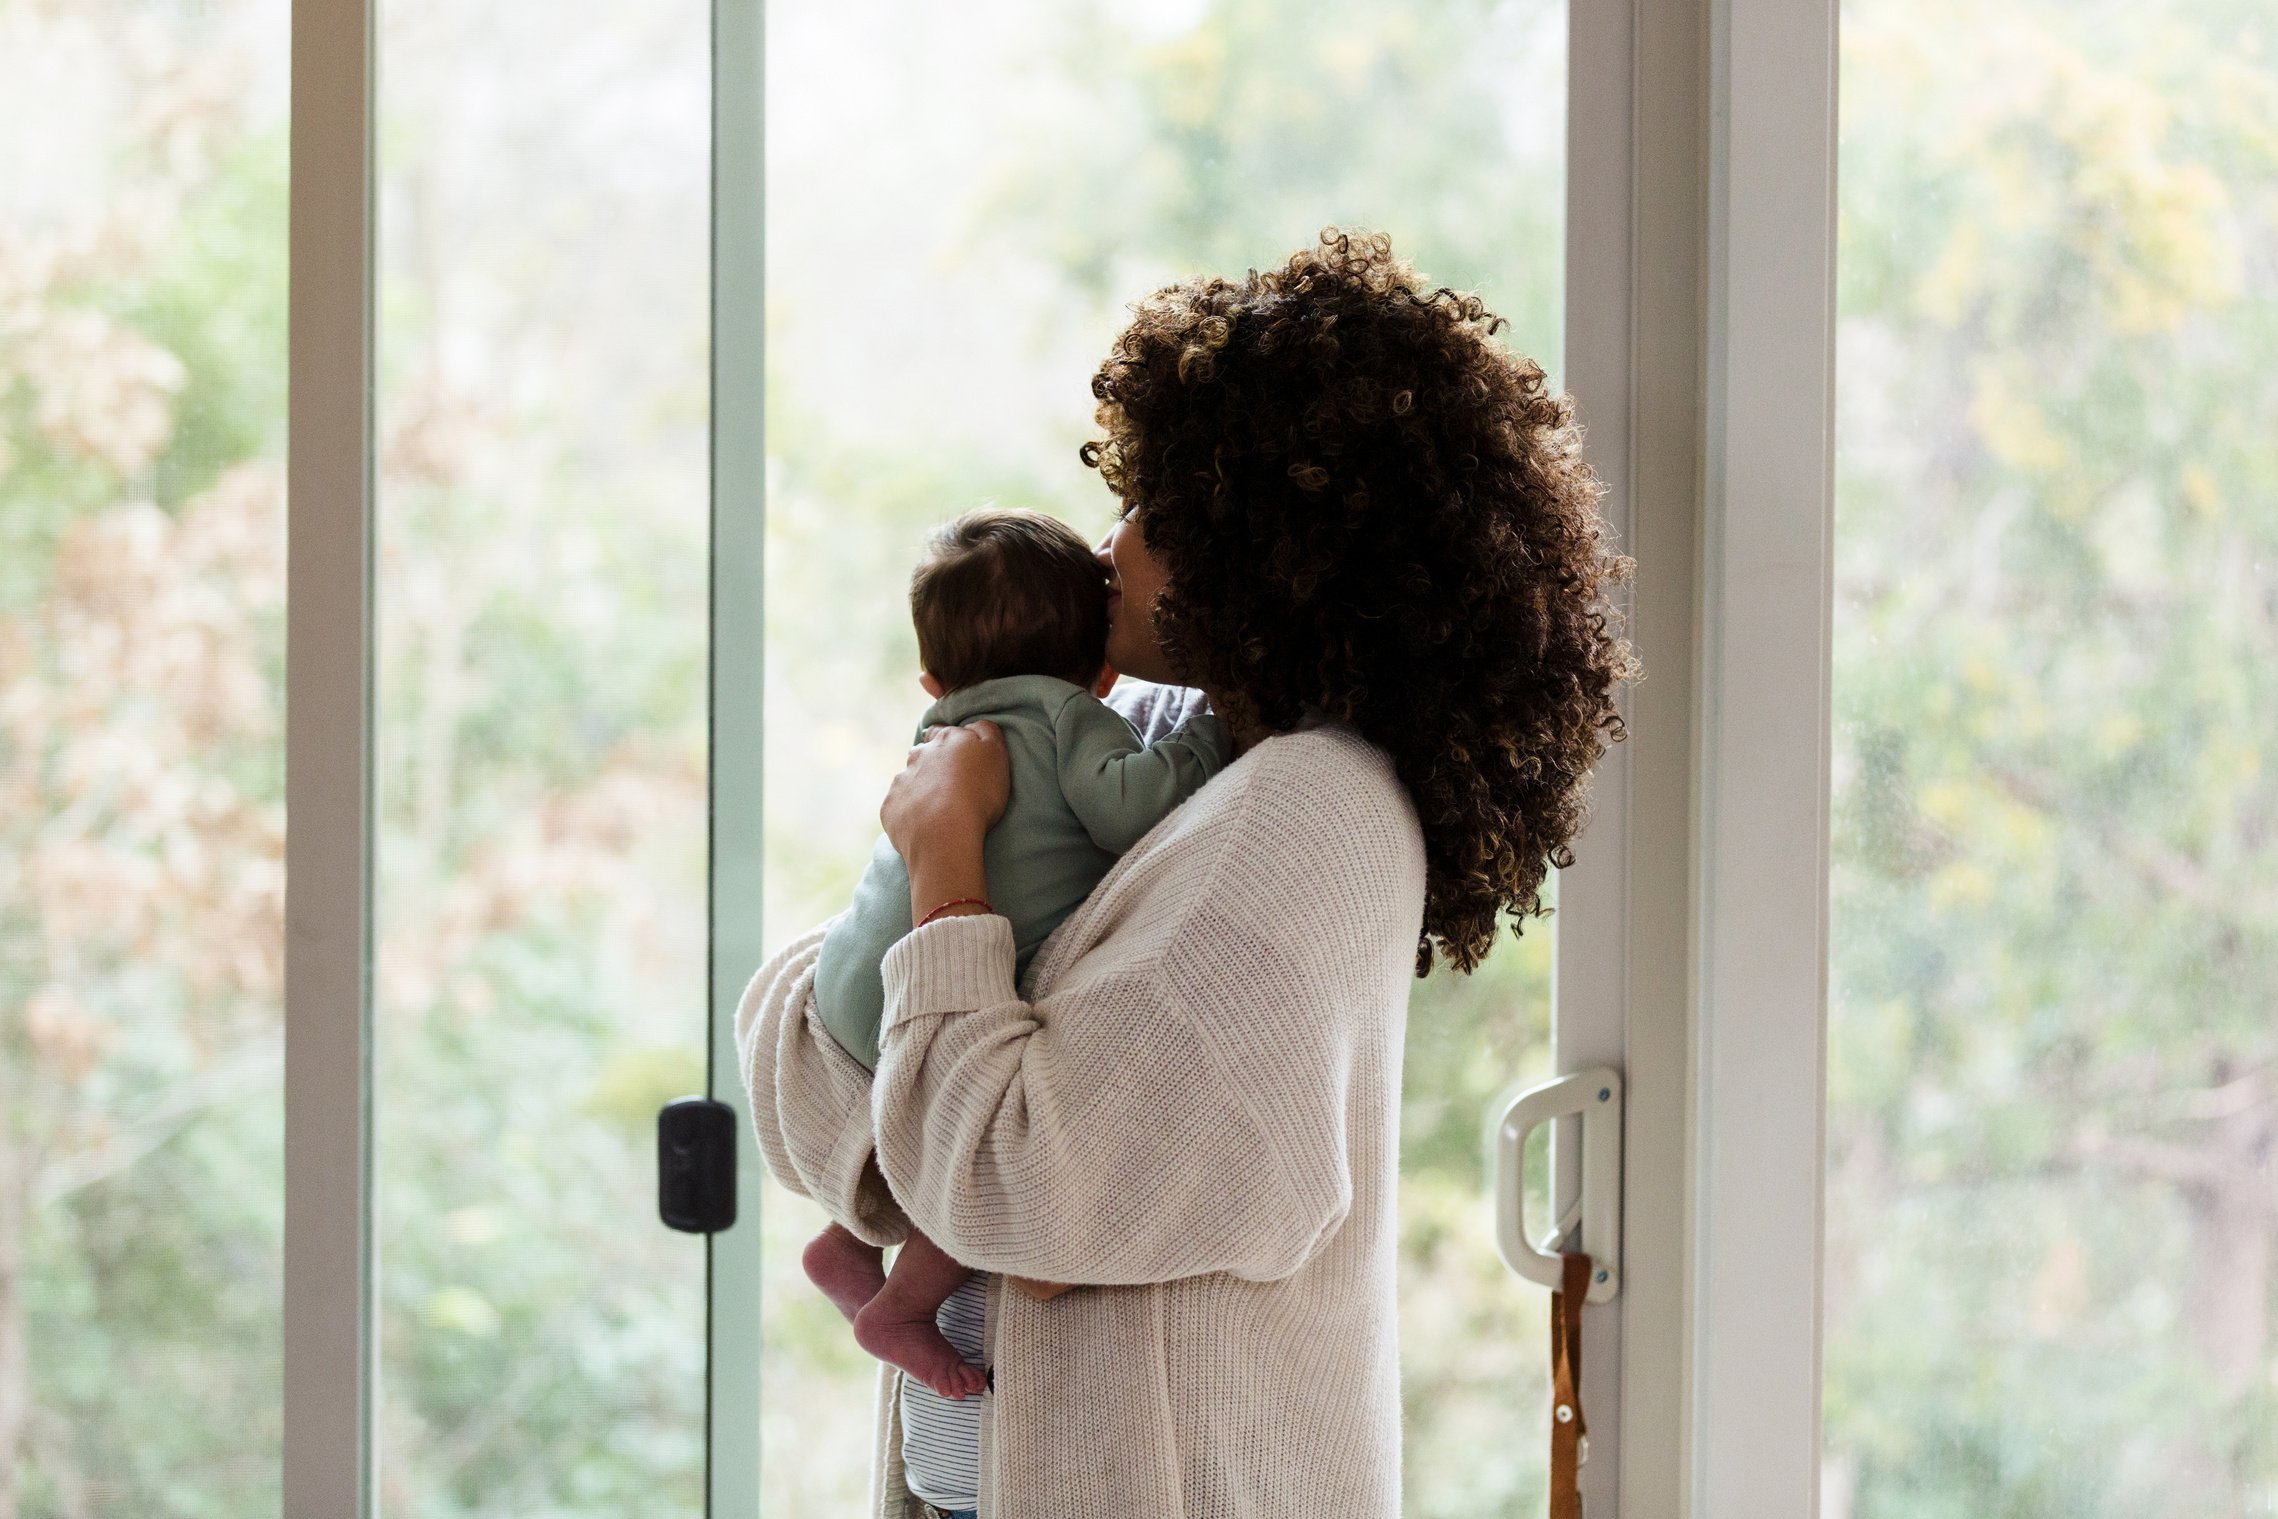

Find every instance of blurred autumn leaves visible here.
[6,0,718,1509]
[2,4,293,1502]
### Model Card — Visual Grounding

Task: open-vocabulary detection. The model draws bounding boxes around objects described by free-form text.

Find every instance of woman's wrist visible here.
[917,896,993,928]
[906,839,992,928]
[879,720,1009,917]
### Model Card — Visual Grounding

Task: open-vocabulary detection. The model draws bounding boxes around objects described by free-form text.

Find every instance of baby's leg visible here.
[853,1229,987,1400]
[802,1221,886,1324]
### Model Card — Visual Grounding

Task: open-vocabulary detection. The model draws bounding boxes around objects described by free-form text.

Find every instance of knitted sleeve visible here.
[735,918,913,1248]
[871,913,1355,1286]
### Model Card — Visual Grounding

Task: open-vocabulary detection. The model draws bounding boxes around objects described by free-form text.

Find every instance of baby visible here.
[802,507,1232,1399]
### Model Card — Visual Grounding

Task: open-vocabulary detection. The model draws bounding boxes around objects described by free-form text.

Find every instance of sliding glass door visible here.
[757,0,1575,1511]
[367,0,715,1510]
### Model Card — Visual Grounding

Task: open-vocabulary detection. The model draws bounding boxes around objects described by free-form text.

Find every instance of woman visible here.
[739,230,1633,1519]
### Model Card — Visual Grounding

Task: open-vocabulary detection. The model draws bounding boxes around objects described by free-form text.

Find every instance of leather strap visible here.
[1550,1250,1591,1519]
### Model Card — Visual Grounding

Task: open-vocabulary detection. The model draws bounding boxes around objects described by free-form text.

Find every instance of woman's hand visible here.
[1009,1275,1075,1302]
[882,720,1009,922]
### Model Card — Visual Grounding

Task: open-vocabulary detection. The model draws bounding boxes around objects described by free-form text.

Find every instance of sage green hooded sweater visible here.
[813,674,1232,1069]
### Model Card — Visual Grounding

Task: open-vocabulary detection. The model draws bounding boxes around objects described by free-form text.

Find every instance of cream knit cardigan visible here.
[737,725,1426,1518]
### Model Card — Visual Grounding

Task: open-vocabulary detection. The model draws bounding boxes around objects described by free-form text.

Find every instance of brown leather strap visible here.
[1550,1250,1591,1519]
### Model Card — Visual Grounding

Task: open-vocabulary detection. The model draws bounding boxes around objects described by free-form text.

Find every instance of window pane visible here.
[372,2,710,1510]
[1826,1,2278,1513]
[1,1,288,1510]
[762,0,1565,1512]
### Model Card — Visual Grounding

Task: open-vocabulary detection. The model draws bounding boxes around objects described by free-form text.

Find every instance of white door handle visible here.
[1493,1066,1622,1304]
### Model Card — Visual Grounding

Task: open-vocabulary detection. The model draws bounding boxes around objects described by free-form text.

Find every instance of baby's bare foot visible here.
[802,1224,886,1324]
[853,1298,989,1400]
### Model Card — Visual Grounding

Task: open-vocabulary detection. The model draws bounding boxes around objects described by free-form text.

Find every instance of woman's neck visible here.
[1201,686,1277,757]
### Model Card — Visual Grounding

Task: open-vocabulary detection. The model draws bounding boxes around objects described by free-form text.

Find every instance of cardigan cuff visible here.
[879,912,1020,1030]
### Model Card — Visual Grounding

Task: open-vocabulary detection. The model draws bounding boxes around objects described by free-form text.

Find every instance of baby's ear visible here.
[920,672,946,699]
[1090,663,1118,699]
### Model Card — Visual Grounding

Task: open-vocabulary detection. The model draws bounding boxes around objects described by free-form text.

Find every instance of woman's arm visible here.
[874,717,1357,1285]
[734,920,912,1247]
[723,717,1006,1247]
[883,720,1005,931]
[869,912,1353,1286]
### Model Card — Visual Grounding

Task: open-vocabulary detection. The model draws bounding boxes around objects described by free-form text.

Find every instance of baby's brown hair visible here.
[910,508,1109,693]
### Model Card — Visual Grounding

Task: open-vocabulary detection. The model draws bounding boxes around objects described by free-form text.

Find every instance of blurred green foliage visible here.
[1826,0,2278,1514]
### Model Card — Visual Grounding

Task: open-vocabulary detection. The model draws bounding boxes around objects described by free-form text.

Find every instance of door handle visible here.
[1493,1066,1622,1304]
[657,1096,738,1234]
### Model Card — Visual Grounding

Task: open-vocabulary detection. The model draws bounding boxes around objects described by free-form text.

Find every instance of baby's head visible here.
[910,508,1113,700]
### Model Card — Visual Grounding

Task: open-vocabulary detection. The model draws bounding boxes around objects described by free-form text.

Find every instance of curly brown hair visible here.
[1081,230,1636,974]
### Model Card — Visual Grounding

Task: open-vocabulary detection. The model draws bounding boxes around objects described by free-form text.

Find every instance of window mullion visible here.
[1692,0,1839,1513]
[282,0,379,1511]
[706,0,768,1510]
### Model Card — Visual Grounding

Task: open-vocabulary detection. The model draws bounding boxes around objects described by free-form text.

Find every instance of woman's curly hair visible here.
[1082,229,1637,975]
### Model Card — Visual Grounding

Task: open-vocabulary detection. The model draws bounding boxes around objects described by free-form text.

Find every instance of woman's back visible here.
[868,722,1424,1516]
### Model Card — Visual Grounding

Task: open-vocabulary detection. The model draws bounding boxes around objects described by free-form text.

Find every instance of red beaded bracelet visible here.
[917,897,994,929]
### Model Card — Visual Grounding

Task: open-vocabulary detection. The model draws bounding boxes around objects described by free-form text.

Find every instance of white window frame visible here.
[1556,0,1836,1515]
[280,0,771,1510]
